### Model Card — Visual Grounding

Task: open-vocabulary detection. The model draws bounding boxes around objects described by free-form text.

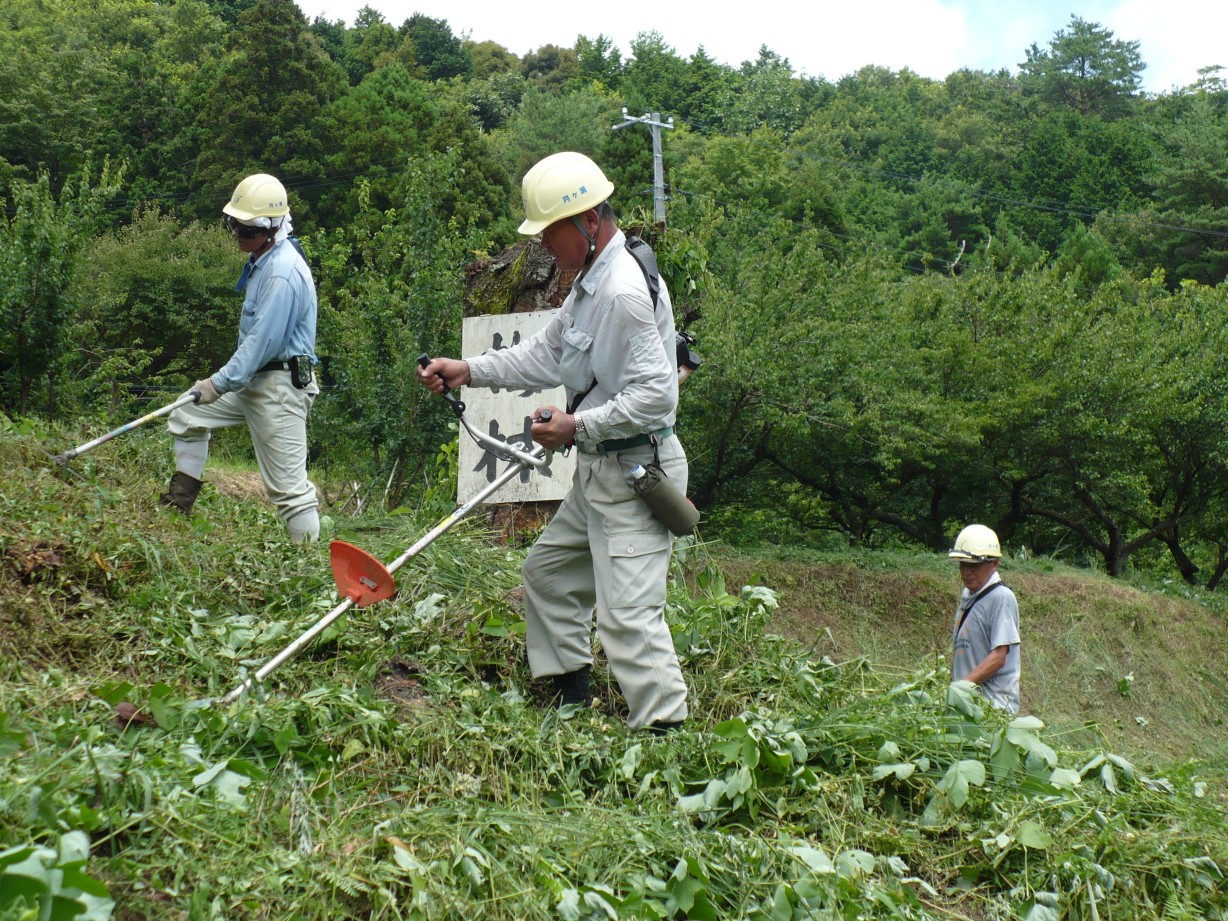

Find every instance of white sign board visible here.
[458,311,576,504]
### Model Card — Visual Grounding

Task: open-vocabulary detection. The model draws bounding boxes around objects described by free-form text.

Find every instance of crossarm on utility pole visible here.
[613,108,674,226]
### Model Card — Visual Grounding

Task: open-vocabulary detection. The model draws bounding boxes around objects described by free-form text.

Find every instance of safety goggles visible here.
[224,216,270,240]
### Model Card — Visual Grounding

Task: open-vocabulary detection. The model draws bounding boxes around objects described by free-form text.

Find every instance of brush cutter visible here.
[207,362,552,708]
[51,391,202,465]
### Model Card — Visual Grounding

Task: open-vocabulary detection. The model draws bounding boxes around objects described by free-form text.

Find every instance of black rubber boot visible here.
[648,719,686,736]
[159,471,203,514]
[552,665,591,708]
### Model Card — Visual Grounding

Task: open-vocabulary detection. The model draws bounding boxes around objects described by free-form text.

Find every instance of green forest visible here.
[3,0,1228,578]
[3,3,1228,920]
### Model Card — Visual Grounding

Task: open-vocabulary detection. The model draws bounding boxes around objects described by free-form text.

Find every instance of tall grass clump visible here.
[1,415,1225,920]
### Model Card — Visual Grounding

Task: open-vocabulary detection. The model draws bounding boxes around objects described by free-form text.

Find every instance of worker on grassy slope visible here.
[418,151,689,733]
[948,524,1021,714]
[161,173,321,543]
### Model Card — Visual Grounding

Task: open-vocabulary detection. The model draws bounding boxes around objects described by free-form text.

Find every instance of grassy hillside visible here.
[2,416,1226,921]
[718,549,1228,768]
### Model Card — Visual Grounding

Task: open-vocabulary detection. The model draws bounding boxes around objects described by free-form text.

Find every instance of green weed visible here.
[1,429,1225,920]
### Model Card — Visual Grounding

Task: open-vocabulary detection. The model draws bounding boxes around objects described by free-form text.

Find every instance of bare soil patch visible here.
[210,470,269,503]
[374,657,432,709]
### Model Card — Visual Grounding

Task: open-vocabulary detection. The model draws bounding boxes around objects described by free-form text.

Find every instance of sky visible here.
[294,0,1225,95]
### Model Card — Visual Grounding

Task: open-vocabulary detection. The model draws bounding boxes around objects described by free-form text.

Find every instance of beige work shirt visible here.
[467,230,678,446]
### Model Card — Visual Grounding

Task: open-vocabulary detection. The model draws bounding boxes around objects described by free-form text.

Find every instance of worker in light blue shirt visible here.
[211,232,317,393]
[161,173,321,542]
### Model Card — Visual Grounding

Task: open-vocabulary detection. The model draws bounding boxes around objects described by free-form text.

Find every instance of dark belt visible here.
[256,360,290,373]
[578,427,673,456]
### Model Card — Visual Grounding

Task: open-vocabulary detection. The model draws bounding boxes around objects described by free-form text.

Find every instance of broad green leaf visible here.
[728,765,755,796]
[148,682,179,731]
[1101,763,1119,794]
[990,737,1021,778]
[557,889,581,921]
[387,839,425,874]
[1106,752,1135,782]
[836,849,876,879]
[1049,767,1082,789]
[192,760,228,787]
[583,888,623,921]
[1023,741,1058,772]
[91,681,134,706]
[1183,856,1223,878]
[767,884,792,921]
[1016,821,1052,850]
[787,845,834,874]
[946,681,984,718]
[209,770,252,808]
[57,831,90,865]
[938,760,986,809]
[618,743,643,781]
[1,851,53,893]
[1025,901,1062,921]
[677,792,710,814]
[1079,754,1106,777]
[872,762,916,782]
[315,614,349,646]
[876,740,902,761]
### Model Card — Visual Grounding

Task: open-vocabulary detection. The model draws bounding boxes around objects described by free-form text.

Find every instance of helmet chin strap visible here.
[571,213,598,266]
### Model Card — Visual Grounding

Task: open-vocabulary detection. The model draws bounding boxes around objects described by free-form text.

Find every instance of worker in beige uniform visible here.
[418,151,689,732]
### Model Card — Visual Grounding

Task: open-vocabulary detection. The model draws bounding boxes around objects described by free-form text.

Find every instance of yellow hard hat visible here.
[518,152,614,236]
[222,173,289,222]
[948,524,1001,562]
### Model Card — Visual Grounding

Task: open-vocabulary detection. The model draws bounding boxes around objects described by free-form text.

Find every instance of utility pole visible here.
[612,108,674,227]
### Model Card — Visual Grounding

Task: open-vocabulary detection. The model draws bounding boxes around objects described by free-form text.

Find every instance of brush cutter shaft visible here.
[56,392,200,461]
[460,415,551,469]
[216,444,548,707]
[385,444,548,575]
[218,596,356,706]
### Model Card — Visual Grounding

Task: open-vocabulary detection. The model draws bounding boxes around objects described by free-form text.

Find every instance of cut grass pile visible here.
[2,415,1225,920]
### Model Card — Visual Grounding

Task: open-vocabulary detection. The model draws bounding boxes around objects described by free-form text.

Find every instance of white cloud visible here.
[1107,0,1228,92]
[295,0,1225,93]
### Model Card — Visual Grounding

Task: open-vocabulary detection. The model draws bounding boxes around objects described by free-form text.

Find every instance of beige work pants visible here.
[522,436,689,728]
[167,370,318,529]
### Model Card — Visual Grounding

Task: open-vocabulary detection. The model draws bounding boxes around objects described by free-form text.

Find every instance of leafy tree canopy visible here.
[1020,15,1144,117]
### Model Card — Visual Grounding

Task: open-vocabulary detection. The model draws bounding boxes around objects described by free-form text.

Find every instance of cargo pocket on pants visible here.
[607,529,671,608]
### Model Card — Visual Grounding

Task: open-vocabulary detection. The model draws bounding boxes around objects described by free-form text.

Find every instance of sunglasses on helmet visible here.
[225,216,271,240]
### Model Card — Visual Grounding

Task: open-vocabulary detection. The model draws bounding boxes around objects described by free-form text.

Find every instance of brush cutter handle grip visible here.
[469,424,551,468]
[418,353,549,467]
[417,352,466,416]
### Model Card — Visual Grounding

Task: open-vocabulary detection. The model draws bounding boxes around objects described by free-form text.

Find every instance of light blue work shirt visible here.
[211,238,317,393]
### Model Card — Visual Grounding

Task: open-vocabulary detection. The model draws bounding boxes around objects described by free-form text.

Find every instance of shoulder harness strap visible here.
[624,234,660,310]
[955,580,1006,636]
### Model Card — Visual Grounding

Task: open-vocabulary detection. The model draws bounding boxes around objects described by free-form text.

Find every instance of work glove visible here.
[191,377,221,405]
